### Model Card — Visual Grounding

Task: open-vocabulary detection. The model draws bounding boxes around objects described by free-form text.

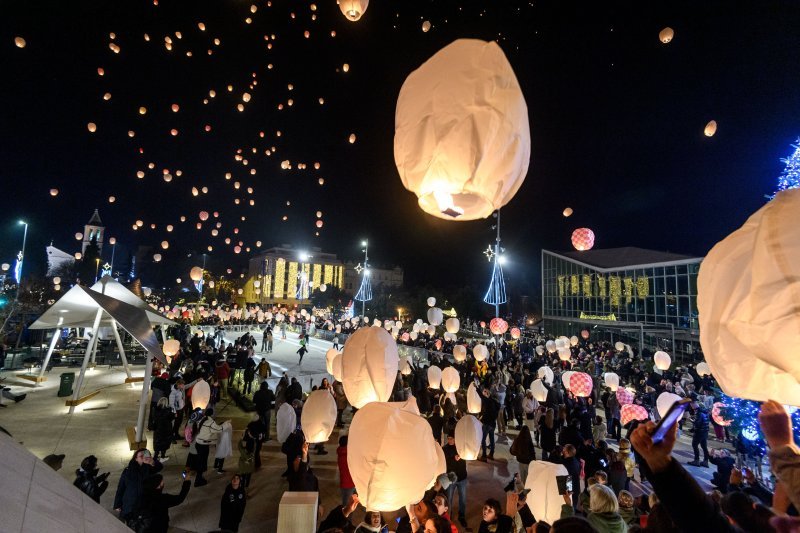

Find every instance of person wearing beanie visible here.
[73,455,110,503]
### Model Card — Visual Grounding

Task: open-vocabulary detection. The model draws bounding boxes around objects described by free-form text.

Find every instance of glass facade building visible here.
[541,247,703,360]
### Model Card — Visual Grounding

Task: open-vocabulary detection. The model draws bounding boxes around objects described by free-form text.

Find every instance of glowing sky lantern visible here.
[603,372,620,391]
[653,350,671,370]
[453,345,467,362]
[562,207,573,217]
[659,27,674,44]
[454,415,482,460]
[348,133,356,143]
[656,392,684,419]
[153,254,162,262]
[50,188,59,197]
[87,122,97,133]
[427,307,443,326]
[190,266,203,281]
[199,211,209,221]
[616,388,634,406]
[301,390,337,443]
[340,326,399,408]
[339,0,369,21]
[276,403,296,443]
[473,344,488,362]
[537,366,554,386]
[711,402,732,427]
[161,241,169,249]
[704,120,717,137]
[316,220,323,228]
[696,362,711,377]
[489,317,508,335]
[75,232,83,240]
[530,379,548,402]
[15,36,26,48]
[571,228,595,251]
[395,39,530,221]
[427,365,442,389]
[192,380,211,410]
[445,317,459,334]
[569,372,593,397]
[621,404,649,426]
[422,20,431,32]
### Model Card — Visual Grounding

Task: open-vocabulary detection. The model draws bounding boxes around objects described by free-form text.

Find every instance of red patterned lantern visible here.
[581,329,590,340]
[616,388,634,406]
[510,327,521,340]
[571,228,595,251]
[434,339,442,351]
[621,404,649,426]
[711,402,732,427]
[479,321,486,329]
[489,318,508,335]
[569,372,593,397]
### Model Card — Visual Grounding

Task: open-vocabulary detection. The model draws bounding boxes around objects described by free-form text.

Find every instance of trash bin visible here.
[58,372,75,397]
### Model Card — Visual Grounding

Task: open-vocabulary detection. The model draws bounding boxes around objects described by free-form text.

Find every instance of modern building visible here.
[541,247,703,359]
[343,261,404,296]
[245,245,345,306]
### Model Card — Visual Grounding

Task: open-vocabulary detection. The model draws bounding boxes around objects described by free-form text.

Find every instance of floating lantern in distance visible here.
[87,122,97,133]
[696,362,711,376]
[604,372,620,391]
[15,36,26,48]
[171,104,179,112]
[571,228,595,251]
[562,207,573,217]
[473,344,488,362]
[339,0,369,21]
[348,133,356,143]
[395,39,530,221]
[704,120,717,137]
[190,266,203,281]
[50,188,59,197]
[108,237,116,245]
[316,220,323,228]
[139,106,147,115]
[153,253,162,262]
[75,232,83,240]
[445,317,459,334]
[659,27,674,44]
[75,252,82,260]
[653,350,671,370]
[422,20,431,32]
[581,329,590,340]
[161,241,169,249]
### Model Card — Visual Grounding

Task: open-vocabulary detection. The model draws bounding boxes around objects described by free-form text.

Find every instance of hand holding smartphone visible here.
[652,398,692,443]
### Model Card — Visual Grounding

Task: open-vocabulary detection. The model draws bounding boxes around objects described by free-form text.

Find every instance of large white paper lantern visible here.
[427,366,442,389]
[341,327,399,408]
[325,348,339,375]
[427,307,443,326]
[603,372,620,392]
[467,382,482,413]
[525,461,569,524]
[569,335,579,346]
[400,357,412,376]
[537,366,554,386]
[190,266,204,281]
[545,340,556,353]
[454,415,482,460]
[301,390,337,443]
[557,347,571,361]
[394,39,530,221]
[426,297,436,307]
[347,402,440,511]
[530,379,548,402]
[473,344,488,362]
[332,353,344,383]
[614,342,625,352]
[445,317,460,334]
[653,351,671,370]
[339,0,368,21]
[535,345,545,356]
[453,345,467,362]
[163,339,180,358]
[696,362,711,377]
[426,325,436,336]
[561,371,574,390]
[192,380,211,410]
[656,392,684,420]
[441,367,460,393]
[698,189,800,405]
[277,403,297,443]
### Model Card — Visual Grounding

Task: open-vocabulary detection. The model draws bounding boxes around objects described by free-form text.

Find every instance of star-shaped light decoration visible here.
[354,262,364,274]
[483,245,495,262]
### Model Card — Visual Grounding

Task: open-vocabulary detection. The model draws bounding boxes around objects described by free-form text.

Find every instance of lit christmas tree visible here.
[774,138,800,196]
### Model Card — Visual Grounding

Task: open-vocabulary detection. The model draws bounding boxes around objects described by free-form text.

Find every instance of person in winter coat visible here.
[443,433,468,527]
[561,445,582,509]
[169,380,186,441]
[338,435,356,506]
[148,372,172,430]
[479,387,500,461]
[567,484,628,533]
[252,381,275,440]
[521,391,539,434]
[237,429,256,491]
[113,448,163,524]
[477,498,514,533]
[152,397,174,460]
[297,344,308,364]
[73,455,109,503]
[135,473,192,533]
[192,408,224,487]
[333,380,348,427]
[510,425,536,484]
[213,420,234,474]
[219,474,247,532]
[618,439,636,488]
[709,448,736,492]
[616,490,640,527]
[275,374,289,411]
[539,408,558,460]
[593,415,608,444]
[215,359,231,399]
[688,399,710,467]
[288,441,319,492]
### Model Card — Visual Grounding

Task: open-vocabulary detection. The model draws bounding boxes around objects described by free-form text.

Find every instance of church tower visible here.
[82,209,104,254]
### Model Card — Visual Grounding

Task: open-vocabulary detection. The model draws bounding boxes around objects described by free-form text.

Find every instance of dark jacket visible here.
[138,480,191,533]
[645,458,744,532]
[510,430,536,465]
[219,483,247,531]
[443,442,467,481]
[253,386,275,413]
[153,406,175,452]
[113,461,163,518]
[480,396,501,426]
[693,408,710,435]
[318,506,355,533]
[478,514,514,533]
[74,468,109,502]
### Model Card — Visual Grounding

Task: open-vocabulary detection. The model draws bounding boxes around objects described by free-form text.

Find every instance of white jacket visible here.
[169,386,185,412]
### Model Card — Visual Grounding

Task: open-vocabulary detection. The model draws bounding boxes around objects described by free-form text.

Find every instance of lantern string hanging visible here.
[483,209,507,315]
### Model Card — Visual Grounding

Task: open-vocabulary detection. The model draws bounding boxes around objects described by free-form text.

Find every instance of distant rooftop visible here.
[87,208,103,226]
[546,247,701,270]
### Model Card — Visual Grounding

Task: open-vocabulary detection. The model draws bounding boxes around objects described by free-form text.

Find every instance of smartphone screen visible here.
[181,470,187,479]
[652,398,692,443]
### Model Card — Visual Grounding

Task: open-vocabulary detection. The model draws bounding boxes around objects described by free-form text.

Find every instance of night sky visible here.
[2,0,799,300]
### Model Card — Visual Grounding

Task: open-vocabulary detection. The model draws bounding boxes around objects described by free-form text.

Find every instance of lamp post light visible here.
[94,258,101,283]
[15,220,28,286]
[354,239,372,318]
[297,251,311,306]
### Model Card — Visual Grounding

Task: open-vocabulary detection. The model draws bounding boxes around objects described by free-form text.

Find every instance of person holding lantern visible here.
[443,432,468,527]
[687,395,710,468]
[479,387,500,461]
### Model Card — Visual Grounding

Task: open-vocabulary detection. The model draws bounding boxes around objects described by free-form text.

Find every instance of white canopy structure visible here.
[29,281,174,443]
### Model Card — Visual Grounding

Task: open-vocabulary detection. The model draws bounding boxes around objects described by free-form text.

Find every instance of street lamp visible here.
[297,251,311,304]
[354,239,372,318]
[94,258,101,283]
[15,220,28,285]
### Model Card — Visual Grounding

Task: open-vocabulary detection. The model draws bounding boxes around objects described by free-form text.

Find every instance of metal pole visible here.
[110,243,116,274]
[38,327,61,383]
[494,210,501,319]
[70,308,103,414]
[362,240,369,318]
[135,351,153,443]
[111,319,132,380]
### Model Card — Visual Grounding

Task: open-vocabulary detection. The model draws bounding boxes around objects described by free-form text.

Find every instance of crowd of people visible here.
[64,313,800,533]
